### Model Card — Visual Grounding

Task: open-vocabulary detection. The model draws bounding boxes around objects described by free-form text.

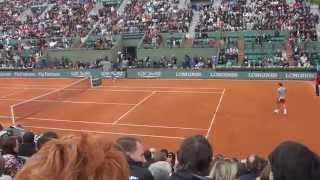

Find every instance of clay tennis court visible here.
[0,78,319,158]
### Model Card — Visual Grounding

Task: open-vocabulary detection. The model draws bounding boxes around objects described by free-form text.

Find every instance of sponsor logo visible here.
[70,71,91,77]
[37,72,61,77]
[284,73,315,79]
[137,71,162,78]
[0,72,13,76]
[209,72,239,78]
[248,72,278,79]
[176,72,202,77]
[13,72,37,77]
[101,71,125,78]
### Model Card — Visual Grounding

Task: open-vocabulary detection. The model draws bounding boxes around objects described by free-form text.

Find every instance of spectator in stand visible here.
[167,152,176,172]
[18,132,36,158]
[0,156,12,180]
[1,137,22,177]
[149,150,172,180]
[15,134,129,180]
[268,141,320,180]
[160,149,169,158]
[36,131,58,150]
[117,136,154,180]
[256,163,273,180]
[208,159,238,180]
[169,135,212,180]
[150,148,157,160]
[316,72,320,96]
[144,149,155,168]
[237,155,267,180]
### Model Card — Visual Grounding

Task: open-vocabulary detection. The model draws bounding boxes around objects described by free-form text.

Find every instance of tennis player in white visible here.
[274,82,288,115]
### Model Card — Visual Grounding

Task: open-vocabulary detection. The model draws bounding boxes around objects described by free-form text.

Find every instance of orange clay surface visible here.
[0,78,319,158]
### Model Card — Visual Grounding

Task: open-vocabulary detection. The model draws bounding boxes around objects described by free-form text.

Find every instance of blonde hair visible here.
[208,159,238,180]
[15,134,129,180]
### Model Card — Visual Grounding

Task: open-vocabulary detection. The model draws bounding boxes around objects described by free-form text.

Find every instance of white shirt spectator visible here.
[0,175,13,180]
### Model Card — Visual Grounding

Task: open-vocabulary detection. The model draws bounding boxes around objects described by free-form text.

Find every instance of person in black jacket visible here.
[18,132,36,157]
[268,141,320,180]
[117,136,154,180]
[237,155,267,180]
[316,72,320,96]
[170,135,212,180]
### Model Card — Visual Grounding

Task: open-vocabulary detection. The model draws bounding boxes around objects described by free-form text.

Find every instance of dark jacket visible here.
[269,141,320,180]
[237,173,257,180]
[18,143,36,157]
[169,170,209,180]
[128,159,154,180]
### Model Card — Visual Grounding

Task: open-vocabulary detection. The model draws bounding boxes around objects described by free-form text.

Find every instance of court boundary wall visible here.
[0,69,316,80]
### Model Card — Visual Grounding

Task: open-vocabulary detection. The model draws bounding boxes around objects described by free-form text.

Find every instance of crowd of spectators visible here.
[1,123,320,180]
[194,0,318,67]
[287,0,320,67]
[197,0,247,32]
[0,0,101,69]
[87,3,119,49]
[0,0,320,69]
[197,0,319,32]
[219,37,239,66]
[128,55,215,69]
[120,0,192,47]
[119,0,192,33]
[0,0,98,49]
[242,50,290,67]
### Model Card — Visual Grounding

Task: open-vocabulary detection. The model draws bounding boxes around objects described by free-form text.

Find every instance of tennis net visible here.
[11,77,92,124]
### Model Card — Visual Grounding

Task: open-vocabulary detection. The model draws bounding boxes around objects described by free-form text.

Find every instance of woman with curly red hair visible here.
[14,134,129,180]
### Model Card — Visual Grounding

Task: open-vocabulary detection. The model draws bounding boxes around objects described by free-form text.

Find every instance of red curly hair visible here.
[15,133,129,180]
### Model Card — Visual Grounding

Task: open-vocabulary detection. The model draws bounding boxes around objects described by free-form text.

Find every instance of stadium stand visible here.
[1,0,319,69]
[0,0,320,179]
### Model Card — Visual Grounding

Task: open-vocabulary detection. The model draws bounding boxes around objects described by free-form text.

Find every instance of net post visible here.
[10,105,15,125]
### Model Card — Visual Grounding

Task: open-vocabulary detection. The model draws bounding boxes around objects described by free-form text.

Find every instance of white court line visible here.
[0,87,222,94]
[0,87,56,90]
[0,98,136,106]
[0,84,224,92]
[0,115,206,131]
[117,122,207,131]
[155,90,222,94]
[0,84,221,90]
[22,125,185,140]
[206,88,226,138]
[94,89,222,94]
[0,87,151,93]
[112,91,156,125]
[104,85,223,90]
[0,87,149,92]
[92,89,152,93]
[0,84,66,87]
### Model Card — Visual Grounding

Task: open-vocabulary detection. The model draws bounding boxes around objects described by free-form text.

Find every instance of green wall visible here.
[0,69,315,80]
[127,69,316,80]
[43,49,114,62]
[137,48,218,65]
